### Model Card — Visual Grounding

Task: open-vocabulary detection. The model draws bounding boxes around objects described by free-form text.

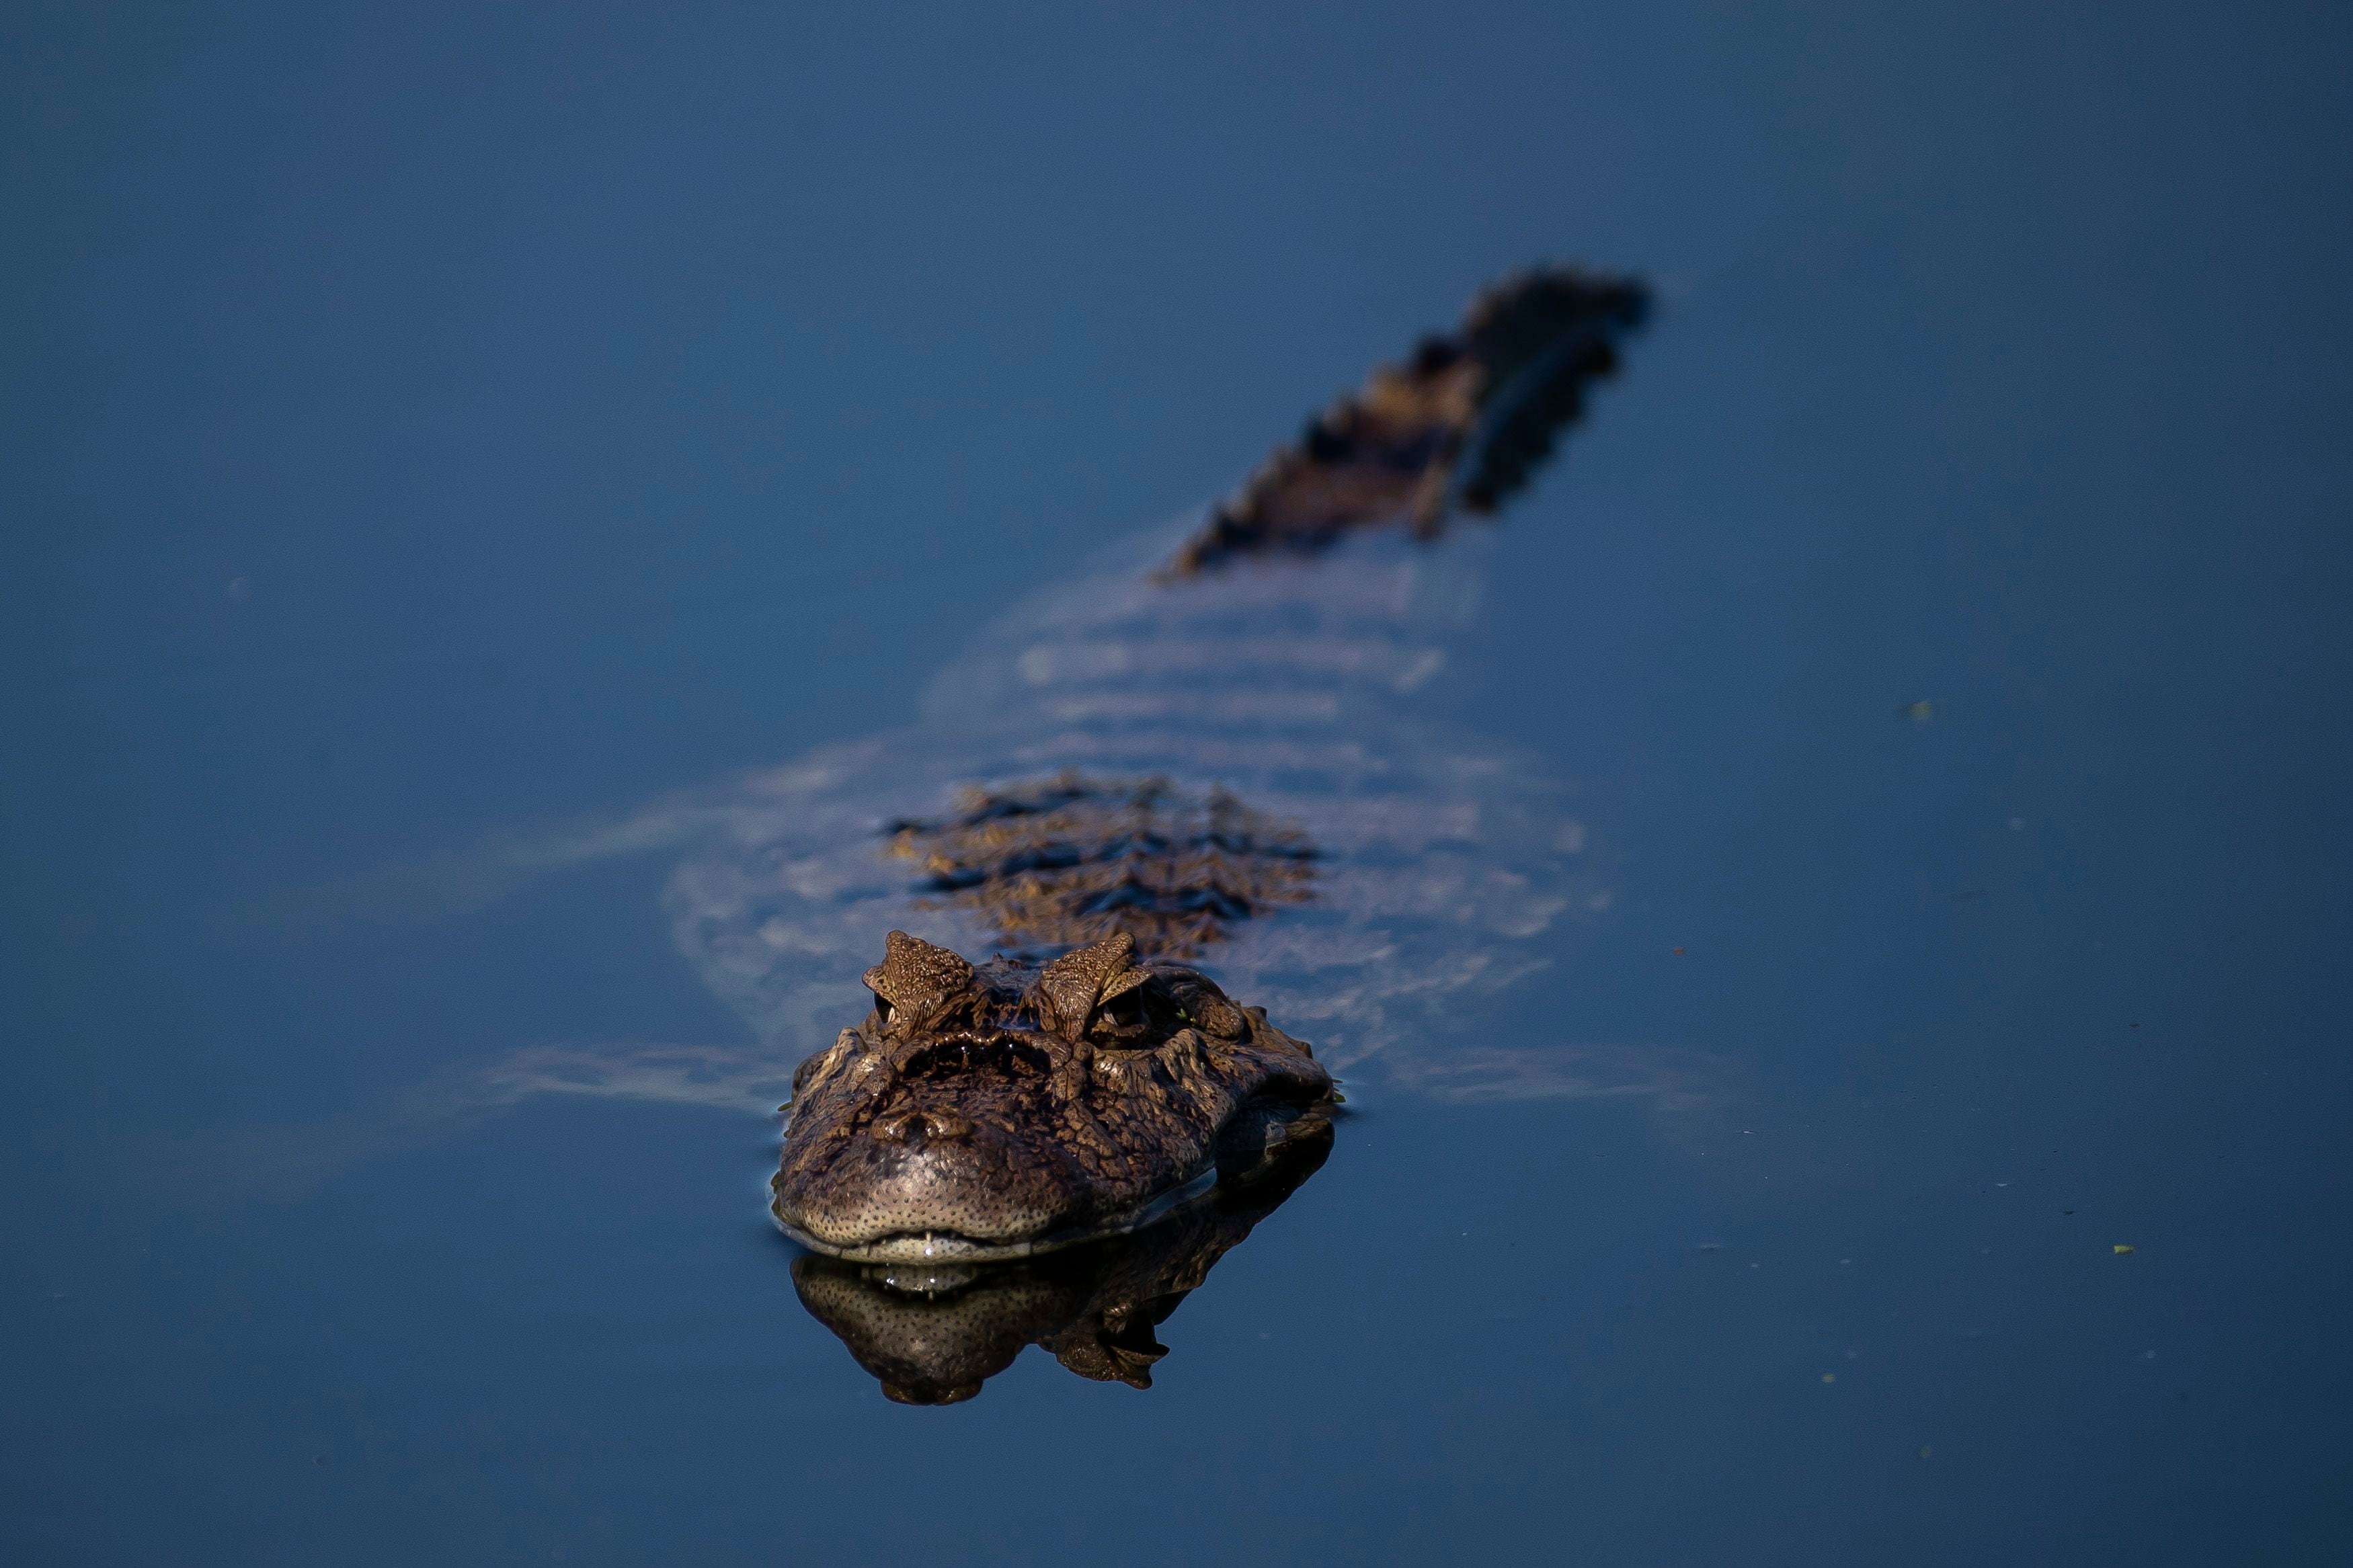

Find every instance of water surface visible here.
[4,4,2349,1563]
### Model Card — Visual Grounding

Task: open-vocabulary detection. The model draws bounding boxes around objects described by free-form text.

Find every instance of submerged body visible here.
[772,930,1330,1261]
[766,266,1650,1257]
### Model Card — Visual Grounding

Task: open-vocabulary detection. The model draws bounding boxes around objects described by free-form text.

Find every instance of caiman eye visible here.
[1092,990,1145,1038]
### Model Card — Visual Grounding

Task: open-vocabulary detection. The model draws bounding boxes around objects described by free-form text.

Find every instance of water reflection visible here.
[789,1107,1335,1403]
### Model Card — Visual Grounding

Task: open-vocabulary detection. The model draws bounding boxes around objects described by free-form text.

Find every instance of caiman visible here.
[768,265,1649,1262]
[188,266,1686,1286]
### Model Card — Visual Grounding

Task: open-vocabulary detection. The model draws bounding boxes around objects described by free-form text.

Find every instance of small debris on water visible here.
[1902,699,1936,723]
[1672,946,1685,955]
[1917,1446,1933,1460]
[1820,1373,1837,1384]
[2113,1244,2136,1255]
[1696,1241,1726,1251]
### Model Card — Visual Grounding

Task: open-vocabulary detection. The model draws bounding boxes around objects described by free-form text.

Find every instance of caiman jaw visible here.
[770,1167,1222,1265]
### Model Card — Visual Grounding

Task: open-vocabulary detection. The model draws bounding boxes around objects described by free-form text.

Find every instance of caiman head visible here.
[771,930,1332,1263]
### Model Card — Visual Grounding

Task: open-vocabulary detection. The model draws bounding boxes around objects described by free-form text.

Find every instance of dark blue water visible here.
[5,4,2350,1562]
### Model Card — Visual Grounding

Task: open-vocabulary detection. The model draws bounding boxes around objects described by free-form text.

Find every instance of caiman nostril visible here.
[919,1110,973,1141]
[869,1108,975,1147]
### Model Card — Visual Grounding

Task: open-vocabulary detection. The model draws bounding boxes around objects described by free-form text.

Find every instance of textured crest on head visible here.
[1035,933,1151,1034]
[862,930,975,1021]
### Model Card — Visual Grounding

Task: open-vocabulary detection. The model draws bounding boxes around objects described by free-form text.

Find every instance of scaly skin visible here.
[771,930,1331,1262]
[882,772,1318,962]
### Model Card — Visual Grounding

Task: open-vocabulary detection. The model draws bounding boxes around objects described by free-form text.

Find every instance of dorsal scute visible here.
[863,930,975,1021]
[1036,933,1152,1034]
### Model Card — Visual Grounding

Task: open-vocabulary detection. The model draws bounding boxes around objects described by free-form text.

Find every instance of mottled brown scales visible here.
[883,773,1316,961]
[1159,265,1649,575]
[772,932,1332,1263]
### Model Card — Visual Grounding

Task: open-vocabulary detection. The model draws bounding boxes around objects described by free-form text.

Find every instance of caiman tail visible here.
[1159,267,1650,576]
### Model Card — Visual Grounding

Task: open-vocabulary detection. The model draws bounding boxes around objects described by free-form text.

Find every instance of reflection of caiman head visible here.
[790,1106,1332,1403]
[770,930,1332,1263]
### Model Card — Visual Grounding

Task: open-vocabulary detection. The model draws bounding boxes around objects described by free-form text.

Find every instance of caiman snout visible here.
[772,1082,1111,1261]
